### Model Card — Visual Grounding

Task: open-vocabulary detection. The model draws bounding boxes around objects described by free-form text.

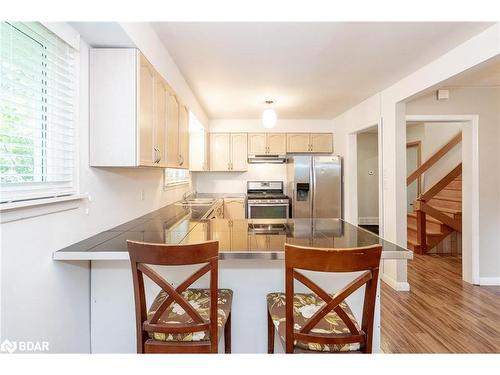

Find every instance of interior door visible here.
[154,75,167,167]
[267,133,287,154]
[230,133,248,171]
[166,93,179,167]
[210,133,230,171]
[312,156,342,218]
[248,133,267,154]
[178,104,189,168]
[311,133,333,153]
[138,54,155,166]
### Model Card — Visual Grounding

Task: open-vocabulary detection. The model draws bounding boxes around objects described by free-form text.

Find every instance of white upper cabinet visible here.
[89,48,189,168]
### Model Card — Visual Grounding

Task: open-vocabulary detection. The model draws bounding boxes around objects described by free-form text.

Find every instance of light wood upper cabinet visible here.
[89,48,191,168]
[210,133,231,171]
[154,75,168,167]
[165,95,190,169]
[178,104,189,168]
[249,133,287,155]
[287,133,311,153]
[311,133,333,153]
[267,133,287,154]
[286,133,333,153]
[138,54,155,166]
[209,133,248,171]
[166,94,179,168]
[248,133,267,154]
[189,128,208,171]
[231,133,248,171]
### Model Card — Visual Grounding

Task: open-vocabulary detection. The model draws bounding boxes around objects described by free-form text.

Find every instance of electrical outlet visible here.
[140,189,145,201]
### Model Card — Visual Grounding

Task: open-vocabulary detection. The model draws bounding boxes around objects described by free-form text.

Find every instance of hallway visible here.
[381,254,500,353]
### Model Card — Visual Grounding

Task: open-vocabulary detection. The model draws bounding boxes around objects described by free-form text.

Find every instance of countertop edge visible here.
[53,250,413,261]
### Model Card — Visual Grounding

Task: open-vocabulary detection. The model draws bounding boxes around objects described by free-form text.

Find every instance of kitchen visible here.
[1,14,498,364]
[49,47,411,353]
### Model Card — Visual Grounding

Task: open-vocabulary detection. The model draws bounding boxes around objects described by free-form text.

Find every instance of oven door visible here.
[247,203,289,219]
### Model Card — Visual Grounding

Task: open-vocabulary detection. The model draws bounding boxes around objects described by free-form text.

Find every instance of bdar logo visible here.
[0,339,17,354]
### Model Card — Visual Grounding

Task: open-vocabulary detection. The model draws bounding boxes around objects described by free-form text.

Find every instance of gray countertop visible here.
[53,196,412,261]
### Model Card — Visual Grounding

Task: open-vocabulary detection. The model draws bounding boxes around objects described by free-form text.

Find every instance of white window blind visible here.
[0,22,76,203]
[165,168,190,187]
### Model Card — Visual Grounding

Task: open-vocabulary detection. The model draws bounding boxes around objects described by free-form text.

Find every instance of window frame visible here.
[164,168,190,188]
[0,22,80,208]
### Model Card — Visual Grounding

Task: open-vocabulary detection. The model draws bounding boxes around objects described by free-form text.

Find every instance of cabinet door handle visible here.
[157,148,161,163]
[153,147,158,163]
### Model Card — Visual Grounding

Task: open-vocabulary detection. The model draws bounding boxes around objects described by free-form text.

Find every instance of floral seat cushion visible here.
[147,288,232,342]
[267,292,361,352]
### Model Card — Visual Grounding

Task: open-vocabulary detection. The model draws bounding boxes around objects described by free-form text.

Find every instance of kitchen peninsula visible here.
[54,198,412,353]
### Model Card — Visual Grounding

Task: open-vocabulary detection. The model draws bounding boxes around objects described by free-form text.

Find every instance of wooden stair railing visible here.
[407,132,462,186]
[406,131,462,254]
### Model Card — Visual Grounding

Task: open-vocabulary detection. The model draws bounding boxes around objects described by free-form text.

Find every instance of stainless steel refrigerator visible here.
[286,155,342,218]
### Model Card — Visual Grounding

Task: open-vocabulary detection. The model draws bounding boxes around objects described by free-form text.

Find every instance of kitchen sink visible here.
[175,198,217,206]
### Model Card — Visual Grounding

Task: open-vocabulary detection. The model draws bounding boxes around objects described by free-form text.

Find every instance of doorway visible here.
[406,141,421,213]
[356,126,379,235]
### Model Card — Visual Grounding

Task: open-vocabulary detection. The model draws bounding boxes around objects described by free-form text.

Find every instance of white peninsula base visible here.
[90,259,380,353]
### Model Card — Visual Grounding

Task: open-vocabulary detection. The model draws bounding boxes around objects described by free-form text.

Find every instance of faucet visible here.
[182,190,195,201]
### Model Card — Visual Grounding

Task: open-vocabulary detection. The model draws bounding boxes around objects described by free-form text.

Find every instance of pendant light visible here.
[262,100,277,129]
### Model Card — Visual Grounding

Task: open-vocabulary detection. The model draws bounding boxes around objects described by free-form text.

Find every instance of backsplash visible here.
[192,163,287,194]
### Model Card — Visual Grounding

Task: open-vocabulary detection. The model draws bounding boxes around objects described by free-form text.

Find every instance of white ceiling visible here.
[152,22,493,119]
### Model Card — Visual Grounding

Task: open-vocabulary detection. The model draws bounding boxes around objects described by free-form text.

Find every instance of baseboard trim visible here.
[381,273,410,291]
[479,277,500,286]
[358,217,379,225]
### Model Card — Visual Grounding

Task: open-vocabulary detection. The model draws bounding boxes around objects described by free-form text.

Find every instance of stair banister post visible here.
[414,198,427,254]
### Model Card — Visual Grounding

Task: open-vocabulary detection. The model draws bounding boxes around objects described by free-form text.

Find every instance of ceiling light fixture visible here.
[262,100,277,129]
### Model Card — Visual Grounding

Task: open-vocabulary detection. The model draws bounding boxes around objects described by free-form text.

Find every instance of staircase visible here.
[406,132,463,254]
[407,173,462,253]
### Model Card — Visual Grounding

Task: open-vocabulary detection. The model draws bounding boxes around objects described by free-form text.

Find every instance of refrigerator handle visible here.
[311,157,315,218]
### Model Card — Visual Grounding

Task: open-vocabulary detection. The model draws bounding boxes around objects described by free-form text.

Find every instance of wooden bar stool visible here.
[127,240,232,354]
[267,243,382,353]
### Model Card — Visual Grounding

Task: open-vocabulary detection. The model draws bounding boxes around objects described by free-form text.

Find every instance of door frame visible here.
[406,140,422,197]
[406,114,480,285]
[347,120,383,237]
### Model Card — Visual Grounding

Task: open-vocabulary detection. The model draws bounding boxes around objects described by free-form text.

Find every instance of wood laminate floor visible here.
[381,254,500,353]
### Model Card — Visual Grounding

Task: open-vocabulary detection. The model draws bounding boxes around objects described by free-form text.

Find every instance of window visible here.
[164,168,190,187]
[0,22,76,204]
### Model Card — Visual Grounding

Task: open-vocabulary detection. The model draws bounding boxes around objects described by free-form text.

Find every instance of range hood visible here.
[247,154,287,164]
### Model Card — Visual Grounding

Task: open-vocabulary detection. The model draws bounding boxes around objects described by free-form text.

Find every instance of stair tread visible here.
[427,205,462,214]
[407,224,443,236]
[432,195,462,202]
[407,212,443,224]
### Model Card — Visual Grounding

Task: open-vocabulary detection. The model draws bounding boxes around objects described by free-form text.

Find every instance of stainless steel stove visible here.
[246,181,290,219]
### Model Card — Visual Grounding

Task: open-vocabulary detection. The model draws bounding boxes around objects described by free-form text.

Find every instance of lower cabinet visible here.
[223,198,246,219]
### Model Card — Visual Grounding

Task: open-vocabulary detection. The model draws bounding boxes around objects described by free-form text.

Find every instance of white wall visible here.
[194,119,334,193]
[357,132,379,224]
[406,88,500,280]
[0,23,205,352]
[333,23,500,287]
